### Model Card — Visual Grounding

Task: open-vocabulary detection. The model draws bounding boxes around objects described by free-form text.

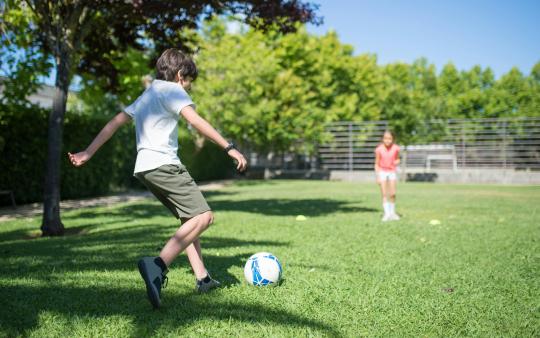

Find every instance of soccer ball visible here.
[244,252,282,286]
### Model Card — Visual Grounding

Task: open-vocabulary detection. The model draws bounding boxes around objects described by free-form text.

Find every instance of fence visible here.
[318,117,540,171]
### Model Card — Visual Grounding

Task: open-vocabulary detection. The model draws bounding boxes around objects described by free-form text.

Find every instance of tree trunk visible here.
[41,51,71,236]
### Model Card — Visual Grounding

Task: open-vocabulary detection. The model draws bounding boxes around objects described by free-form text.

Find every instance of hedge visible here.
[0,106,234,206]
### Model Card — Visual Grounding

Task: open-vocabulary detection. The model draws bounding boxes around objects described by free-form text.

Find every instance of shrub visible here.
[0,106,233,206]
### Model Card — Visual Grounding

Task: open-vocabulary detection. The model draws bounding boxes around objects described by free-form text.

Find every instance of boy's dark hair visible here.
[155,48,198,82]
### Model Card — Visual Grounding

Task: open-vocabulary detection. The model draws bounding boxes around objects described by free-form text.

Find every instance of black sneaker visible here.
[196,272,221,293]
[138,257,168,308]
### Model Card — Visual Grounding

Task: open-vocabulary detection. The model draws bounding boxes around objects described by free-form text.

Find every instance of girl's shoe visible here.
[382,214,391,222]
[390,213,401,221]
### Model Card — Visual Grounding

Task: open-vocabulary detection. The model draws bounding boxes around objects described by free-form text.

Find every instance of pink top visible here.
[375,143,400,172]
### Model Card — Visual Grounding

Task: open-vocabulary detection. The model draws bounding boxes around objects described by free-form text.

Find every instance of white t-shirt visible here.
[124,79,195,174]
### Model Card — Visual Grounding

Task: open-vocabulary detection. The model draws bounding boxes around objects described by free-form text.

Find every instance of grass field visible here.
[0,180,539,337]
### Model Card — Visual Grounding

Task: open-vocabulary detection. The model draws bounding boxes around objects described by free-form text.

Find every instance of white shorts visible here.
[377,171,397,181]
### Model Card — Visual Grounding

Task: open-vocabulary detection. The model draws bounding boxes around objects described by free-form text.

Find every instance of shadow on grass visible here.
[0,284,341,337]
[201,190,239,198]
[208,198,377,216]
[231,179,278,187]
[58,196,376,221]
[0,224,311,336]
[0,218,336,335]
[0,193,367,336]
[0,221,289,285]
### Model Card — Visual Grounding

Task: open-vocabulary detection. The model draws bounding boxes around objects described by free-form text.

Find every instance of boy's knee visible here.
[198,211,213,230]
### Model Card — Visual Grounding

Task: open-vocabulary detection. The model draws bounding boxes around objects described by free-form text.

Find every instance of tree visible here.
[1,0,320,236]
[486,67,528,118]
[526,62,540,117]
[194,19,363,155]
[0,2,51,108]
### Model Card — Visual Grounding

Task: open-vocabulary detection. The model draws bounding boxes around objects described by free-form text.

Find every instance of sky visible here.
[307,0,540,77]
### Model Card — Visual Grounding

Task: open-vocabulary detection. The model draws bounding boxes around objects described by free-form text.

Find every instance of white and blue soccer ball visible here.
[244,252,282,286]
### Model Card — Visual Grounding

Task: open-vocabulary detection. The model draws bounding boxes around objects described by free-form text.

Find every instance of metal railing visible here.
[319,117,540,171]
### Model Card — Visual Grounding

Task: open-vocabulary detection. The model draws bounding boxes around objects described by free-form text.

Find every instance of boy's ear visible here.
[176,71,182,82]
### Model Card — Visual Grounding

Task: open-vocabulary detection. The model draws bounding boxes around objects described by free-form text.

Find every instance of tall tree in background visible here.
[2,0,321,236]
[194,19,364,155]
[69,17,540,153]
[527,62,540,117]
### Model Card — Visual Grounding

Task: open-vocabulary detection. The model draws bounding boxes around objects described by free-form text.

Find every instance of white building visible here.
[0,77,65,109]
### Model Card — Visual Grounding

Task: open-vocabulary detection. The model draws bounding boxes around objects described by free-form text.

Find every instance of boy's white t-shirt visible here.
[124,79,194,174]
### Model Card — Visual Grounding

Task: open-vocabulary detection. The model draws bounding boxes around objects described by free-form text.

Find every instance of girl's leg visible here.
[159,211,213,266]
[388,179,398,217]
[185,239,207,279]
[384,179,392,210]
[379,177,388,216]
[388,179,396,204]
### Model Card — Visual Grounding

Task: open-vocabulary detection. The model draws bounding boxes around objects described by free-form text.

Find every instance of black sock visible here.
[154,257,168,273]
[199,274,212,283]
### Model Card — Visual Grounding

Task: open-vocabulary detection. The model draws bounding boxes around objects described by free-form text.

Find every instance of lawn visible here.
[0,180,539,337]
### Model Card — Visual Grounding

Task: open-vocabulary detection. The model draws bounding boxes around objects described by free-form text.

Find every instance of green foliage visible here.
[191,18,540,148]
[0,106,233,205]
[5,13,539,155]
[1,1,320,103]
[0,1,53,107]
[72,48,154,118]
[193,19,365,154]
[180,138,236,182]
[0,105,135,204]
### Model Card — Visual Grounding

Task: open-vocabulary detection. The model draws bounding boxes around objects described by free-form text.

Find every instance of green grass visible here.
[0,180,539,337]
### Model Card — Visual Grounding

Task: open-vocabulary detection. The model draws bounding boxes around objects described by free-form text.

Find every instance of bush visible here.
[180,137,235,182]
[0,106,233,206]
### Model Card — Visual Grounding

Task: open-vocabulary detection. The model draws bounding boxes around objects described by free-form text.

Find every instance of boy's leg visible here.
[185,239,206,279]
[138,211,213,309]
[136,165,215,307]
[185,238,222,292]
[159,211,213,266]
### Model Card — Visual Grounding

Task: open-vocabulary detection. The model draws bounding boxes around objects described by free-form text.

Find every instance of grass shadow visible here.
[201,190,238,198]
[0,220,289,283]
[231,179,278,187]
[0,284,342,337]
[208,198,377,216]
[60,196,376,221]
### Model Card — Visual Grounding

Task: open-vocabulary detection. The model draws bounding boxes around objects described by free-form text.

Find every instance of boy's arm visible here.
[180,105,247,172]
[68,112,132,167]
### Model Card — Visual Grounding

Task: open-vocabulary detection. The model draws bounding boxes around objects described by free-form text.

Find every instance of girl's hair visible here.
[155,48,198,82]
[382,129,395,140]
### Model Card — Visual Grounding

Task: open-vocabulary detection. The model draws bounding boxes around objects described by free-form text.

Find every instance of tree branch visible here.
[25,0,58,56]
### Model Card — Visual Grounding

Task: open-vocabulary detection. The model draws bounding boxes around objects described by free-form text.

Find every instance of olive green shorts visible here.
[135,164,211,219]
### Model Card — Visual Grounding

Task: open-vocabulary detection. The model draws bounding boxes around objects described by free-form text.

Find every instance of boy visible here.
[68,48,247,308]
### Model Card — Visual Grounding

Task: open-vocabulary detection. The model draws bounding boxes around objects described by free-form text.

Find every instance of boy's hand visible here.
[227,149,247,172]
[68,151,91,167]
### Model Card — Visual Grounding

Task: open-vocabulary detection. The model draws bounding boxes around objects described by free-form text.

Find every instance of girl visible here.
[375,130,400,221]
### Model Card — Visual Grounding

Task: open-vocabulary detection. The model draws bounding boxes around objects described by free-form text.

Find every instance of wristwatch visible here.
[224,142,236,153]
